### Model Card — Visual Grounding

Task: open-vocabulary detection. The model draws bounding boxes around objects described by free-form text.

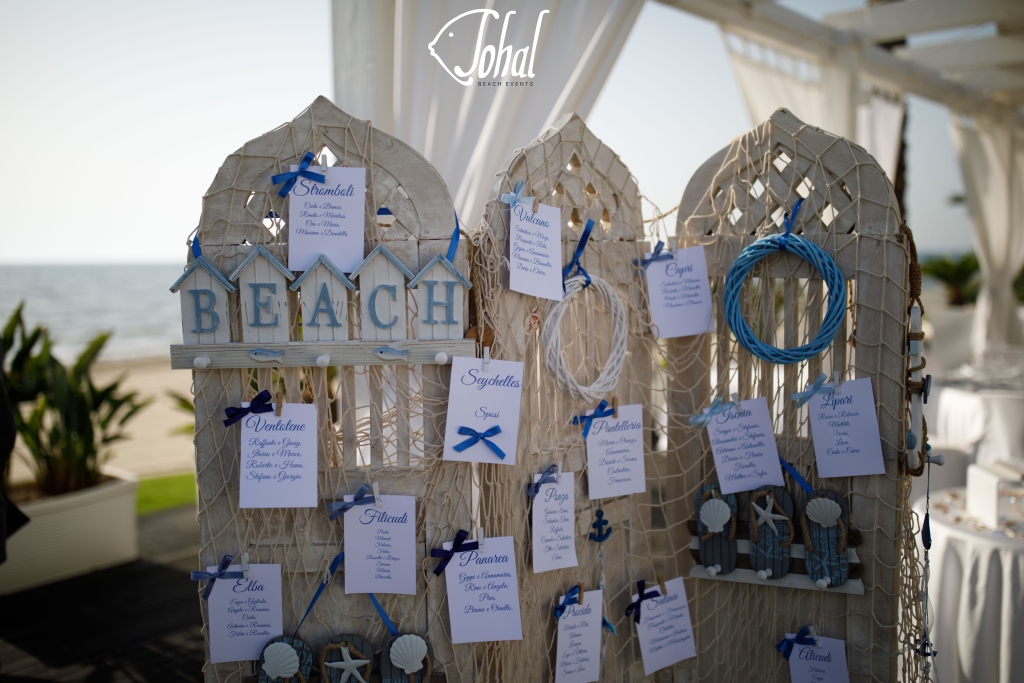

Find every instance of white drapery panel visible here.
[331,0,643,222]
[722,31,904,182]
[950,117,1024,361]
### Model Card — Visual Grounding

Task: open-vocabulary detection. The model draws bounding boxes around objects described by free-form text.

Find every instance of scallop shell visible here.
[699,497,731,533]
[389,633,428,675]
[806,497,842,528]
[262,641,300,680]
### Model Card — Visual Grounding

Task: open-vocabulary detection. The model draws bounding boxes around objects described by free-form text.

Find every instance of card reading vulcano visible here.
[706,397,784,495]
[443,535,523,644]
[443,356,524,466]
[509,202,563,301]
[239,402,318,508]
[343,495,416,595]
[286,165,366,273]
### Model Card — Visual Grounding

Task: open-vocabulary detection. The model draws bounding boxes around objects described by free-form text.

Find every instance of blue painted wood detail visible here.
[228,244,295,283]
[407,253,472,290]
[350,244,414,282]
[169,255,235,293]
[289,254,355,291]
[423,280,458,325]
[804,490,850,588]
[695,483,737,575]
[307,282,342,328]
[188,289,219,333]
[368,284,399,328]
[249,283,279,327]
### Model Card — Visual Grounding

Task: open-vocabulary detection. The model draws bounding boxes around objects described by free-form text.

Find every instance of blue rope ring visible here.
[723,232,845,365]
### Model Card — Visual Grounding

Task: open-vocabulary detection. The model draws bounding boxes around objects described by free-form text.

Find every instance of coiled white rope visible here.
[541,274,628,403]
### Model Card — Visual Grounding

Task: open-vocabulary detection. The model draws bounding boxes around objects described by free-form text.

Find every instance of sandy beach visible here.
[8,356,196,484]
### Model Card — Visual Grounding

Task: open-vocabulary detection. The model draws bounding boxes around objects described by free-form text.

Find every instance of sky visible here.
[0,0,973,264]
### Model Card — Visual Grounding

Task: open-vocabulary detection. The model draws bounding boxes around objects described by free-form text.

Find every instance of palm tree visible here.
[921,253,979,306]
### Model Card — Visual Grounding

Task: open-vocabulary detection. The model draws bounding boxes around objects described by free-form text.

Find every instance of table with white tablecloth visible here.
[914,488,1024,683]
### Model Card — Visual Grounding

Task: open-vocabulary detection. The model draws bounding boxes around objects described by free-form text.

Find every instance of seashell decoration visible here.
[389,633,428,676]
[262,641,301,680]
[699,497,731,533]
[806,497,842,528]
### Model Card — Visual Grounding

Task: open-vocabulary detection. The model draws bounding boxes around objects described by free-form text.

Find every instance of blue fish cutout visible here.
[374,346,410,361]
[249,348,284,362]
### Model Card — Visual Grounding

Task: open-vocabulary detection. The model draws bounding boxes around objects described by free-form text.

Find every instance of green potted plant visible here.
[0,303,150,594]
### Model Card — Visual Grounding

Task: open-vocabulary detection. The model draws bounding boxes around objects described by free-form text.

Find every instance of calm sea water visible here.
[0,264,184,362]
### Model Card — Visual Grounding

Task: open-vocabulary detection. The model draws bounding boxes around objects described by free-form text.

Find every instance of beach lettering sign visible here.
[409,253,472,341]
[227,246,295,344]
[350,245,415,342]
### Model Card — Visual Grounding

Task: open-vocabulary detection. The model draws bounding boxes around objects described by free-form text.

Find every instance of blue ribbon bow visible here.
[776,626,817,660]
[778,198,804,252]
[573,399,616,440]
[223,389,274,427]
[527,464,559,498]
[500,180,535,212]
[191,234,201,259]
[454,425,505,460]
[430,528,480,576]
[448,211,461,262]
[293,551,344,636]
[553,585,582,619]
[778,456,815,495]
[688,397,737,430]
[270,151,326,197]
[791,373,835,408]
[191,554,244,600]
[563,218,595,291]
[327,483,375,521]
[634,241,674,273]
[625,580,660,623]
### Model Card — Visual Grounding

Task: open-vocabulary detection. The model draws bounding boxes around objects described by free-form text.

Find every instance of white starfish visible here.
[323,645,370,683]
[752,495,788,535]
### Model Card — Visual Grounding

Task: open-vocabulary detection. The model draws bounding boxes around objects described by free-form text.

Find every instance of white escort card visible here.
[443,356,524,466]
[286,165,366,273]
[807,378,885,479]
[509,203,563,301]
[585,403,647,499]
[443,535,524,644]
[239,403,318,509]
[344,495,417,595]
[786,635,850,683]
[208,563,282,664]
[635,577,696,676]
[554,588,603,683]
[707,397,784,495]
[532,471,578,573]
[643,245,714,339]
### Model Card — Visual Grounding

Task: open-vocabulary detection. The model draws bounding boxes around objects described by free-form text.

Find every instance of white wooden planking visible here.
[236,255,291,343]
[414,261,464,340]
[177,268,231,344]
[357,251,408,341]
[298,263,350,342]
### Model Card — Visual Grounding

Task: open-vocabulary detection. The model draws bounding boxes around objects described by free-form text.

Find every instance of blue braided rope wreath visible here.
[723,199,846,364]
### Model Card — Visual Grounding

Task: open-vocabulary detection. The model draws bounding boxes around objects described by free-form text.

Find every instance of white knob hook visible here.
[194,356,211,369]
[434,351,449,365]
[706,564,722,577]
[316,353,331,368]
[816,577,832,590]
[756,568,772,581]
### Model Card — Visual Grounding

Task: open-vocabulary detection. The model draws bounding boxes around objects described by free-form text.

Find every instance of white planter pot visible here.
[0,474,138,595]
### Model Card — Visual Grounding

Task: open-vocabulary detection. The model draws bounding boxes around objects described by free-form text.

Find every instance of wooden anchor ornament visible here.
[320,635,374,683]
[380,633,433,683]
[695,484,737,576]
[258,637,314,683]
[748,485,796,581]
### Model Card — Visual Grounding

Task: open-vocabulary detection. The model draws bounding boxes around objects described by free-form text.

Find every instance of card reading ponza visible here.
[444,535,523,644]
[555,588,603,683]
[532,471,578,573]
[208,563,282,663]
[808,378,886,479]
[786,634,850,683]
[510,203,563,301]
[443,356,524,466]
[286,165,366,273]
[239,402,318,508]
[344,495,416,595]
[634,577,696,676]
[585,403,646,499]
[707,397,784,495]
[643,245,714,339]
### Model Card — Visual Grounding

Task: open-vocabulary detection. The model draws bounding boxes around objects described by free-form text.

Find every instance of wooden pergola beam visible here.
[824,0,1024,44]
[894,35,1024,72]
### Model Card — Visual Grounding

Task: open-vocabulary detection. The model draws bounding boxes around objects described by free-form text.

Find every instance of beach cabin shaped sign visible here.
[409,253,471,341]
[169,255,235,344]
[350,244,414,341]
[228,245,294,343]
[290,254,354,342]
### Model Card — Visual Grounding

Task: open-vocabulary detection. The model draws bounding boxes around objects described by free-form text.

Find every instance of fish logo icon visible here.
[428,8,548,87]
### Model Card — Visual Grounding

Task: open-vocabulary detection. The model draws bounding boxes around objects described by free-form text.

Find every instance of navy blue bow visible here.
[634,240,673,273]
[270,151,326,197]
[223,389,274,427]
[625,580,660,623]
[191,555,244,600]
[327,483,375,521]
[778,198,804,252]
[563,218,595,291]
[776,626,817,660]
[454,425,505,460]
[430,529,480,576]
[527,465,559,498]
[553,585,582,619]
[573,399,616,440]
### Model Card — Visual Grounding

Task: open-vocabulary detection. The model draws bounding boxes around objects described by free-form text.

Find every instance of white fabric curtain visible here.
[331,0,643,222]
[723,31,904,181]
[950,116,1024,361]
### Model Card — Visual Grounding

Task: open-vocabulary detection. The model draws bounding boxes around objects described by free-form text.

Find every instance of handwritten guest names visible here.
[344,495,417,595]
[585,403,647,499]
[643,245,714,339]
[509,203,563,301]
[807,377,885,478]
[286,165,366,272]
[532,472,578,573]
[555,589,603,683]
[444,536,524,644]
[208,563,282,663]
[635,577,696,676]
[239,403,318,509]
[707,397,784,495]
